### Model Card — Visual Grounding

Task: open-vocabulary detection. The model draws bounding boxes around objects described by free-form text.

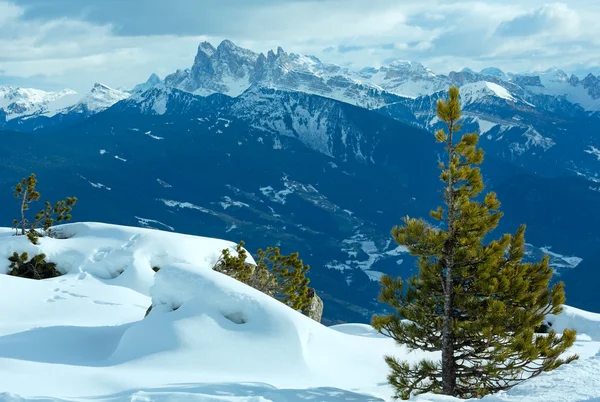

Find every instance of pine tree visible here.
[256,247,311,311]
[13,173,77,244]
[371,86,577,400]
[214,243,311,312]
[8,252,61,279]
[213,241,254,283]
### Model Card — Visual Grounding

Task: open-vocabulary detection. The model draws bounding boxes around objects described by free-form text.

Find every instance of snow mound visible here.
[0,222,599,402]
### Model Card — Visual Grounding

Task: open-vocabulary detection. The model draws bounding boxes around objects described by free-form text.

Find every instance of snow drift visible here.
[0,222,599,402]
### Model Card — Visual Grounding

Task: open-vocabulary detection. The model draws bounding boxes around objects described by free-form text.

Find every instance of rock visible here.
[303,288,324,323]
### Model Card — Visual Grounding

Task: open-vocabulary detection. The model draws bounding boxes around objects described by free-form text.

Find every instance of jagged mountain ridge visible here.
[0,83,129,130]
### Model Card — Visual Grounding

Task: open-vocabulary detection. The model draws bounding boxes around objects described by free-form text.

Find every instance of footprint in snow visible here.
[121,233,141,250]
[92,300,122,306]
[46,294,67,302]
[92,247,114,262]
[60,290,88,298]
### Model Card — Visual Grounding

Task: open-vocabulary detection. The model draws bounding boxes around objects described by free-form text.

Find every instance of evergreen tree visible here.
[371,86,577,400]
[214,243,311,312]
[256,247,311,311]
[213,240,254,283]
[13,173,77,244]
[8,252,61,279]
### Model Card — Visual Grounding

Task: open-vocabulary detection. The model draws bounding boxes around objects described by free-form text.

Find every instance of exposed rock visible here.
[303,288,324,323]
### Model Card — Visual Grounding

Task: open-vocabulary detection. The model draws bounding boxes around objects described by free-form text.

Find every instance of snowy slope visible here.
[521,68,600,111]
[0,86,79,120]
[62,83,129,114]
[0,222,599,402]
[0,84,129,123]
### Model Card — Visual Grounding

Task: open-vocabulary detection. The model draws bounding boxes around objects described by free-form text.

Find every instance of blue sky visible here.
[1,0,599,93]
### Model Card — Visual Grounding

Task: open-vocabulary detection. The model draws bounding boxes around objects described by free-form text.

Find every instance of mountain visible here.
[164,40,395,109]
[131,73,162,94]
[0,86,78,121]
[2,39,600,320]
[1,84,597,321]
[64,83,129,114]
[0,83,129,132]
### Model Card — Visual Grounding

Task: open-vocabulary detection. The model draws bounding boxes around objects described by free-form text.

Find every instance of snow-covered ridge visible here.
[459,81,517,105]
[0,83,129,121]
[0,86,79,120]
[153,40,600,111]
[0,222,599,401]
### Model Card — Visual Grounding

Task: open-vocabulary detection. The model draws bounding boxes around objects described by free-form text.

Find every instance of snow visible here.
[0,222,599,402]
[134,216,175,232]
[523,68,600,111]
[219,196,250,210]
[64,83,129,114]
[159,198,216,215]
[460,81,516,105]
[472,117,498,135]
[584,146,600,161]
[0,86,80,120]
[145,130,164,140]
[156,178,172,188]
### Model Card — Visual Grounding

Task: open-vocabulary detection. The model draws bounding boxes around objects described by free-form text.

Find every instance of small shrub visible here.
[7,252,61,279]
[213,241,253,283]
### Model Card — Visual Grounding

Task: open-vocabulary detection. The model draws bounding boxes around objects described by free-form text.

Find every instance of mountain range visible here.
[1,40,599,322]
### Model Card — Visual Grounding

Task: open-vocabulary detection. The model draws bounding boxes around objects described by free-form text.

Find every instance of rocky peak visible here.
[480,67,509,80]
[582,73,600,99]
[132,73,162,94]
[91,83,112,93]
[197,41,216,57]
[513,75,543,88]
[569,74,580,86]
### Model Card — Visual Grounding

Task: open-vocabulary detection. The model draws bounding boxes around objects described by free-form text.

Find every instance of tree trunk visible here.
[20,189,27,235]
[441,120,457,396]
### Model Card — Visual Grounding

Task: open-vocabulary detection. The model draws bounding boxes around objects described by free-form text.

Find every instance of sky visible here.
[1,0,600,93]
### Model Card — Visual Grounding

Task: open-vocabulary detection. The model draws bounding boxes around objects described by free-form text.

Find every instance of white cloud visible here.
[1,0,600,92]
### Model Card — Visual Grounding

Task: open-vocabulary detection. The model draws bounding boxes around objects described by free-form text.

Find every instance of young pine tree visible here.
[256,247,311,311]
[371,87,577,400]
[214,243,311,312]
[13,173,77,244]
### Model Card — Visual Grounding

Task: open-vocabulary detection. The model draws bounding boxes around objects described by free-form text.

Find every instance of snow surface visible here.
[0,86,79,120]
[524,68,600,111]
[460,82,516,105]
[0,223,599,402]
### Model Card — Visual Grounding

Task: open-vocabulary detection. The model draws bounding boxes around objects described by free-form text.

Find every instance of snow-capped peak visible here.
[480,67,509,80]
[132,73,162,94]
[459,81,516,105]
[64,83,129,114]
[0,86,79,121]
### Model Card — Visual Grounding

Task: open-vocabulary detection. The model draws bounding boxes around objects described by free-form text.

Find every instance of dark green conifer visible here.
[256,247,311,311]
[214,241,254,283]
[214,242,311,312]
[371,86,577,400]
[8,252,61,279]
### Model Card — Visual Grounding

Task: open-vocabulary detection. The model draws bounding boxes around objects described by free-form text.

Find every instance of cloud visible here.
[495,3,581,37]
[1,0,600,93]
